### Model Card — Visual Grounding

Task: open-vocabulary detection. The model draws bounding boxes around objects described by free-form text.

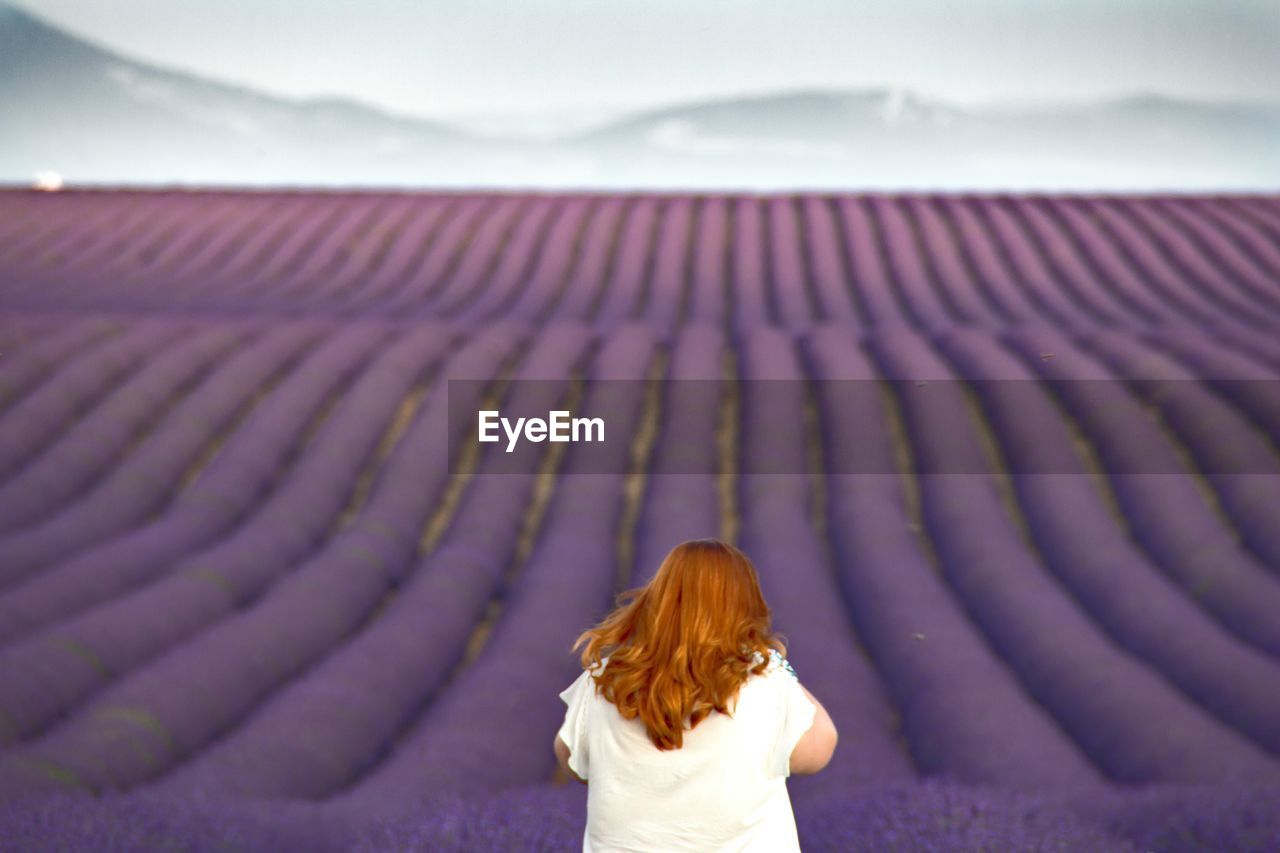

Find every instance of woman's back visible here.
[557,650,817,852]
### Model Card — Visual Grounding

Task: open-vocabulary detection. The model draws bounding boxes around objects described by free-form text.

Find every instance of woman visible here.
[554,539,838,852]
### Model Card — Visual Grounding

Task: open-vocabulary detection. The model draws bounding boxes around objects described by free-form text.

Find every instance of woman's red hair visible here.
[572,539,786,750]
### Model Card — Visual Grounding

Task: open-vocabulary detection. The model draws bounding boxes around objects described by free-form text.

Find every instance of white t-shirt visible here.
[556,649,817,852]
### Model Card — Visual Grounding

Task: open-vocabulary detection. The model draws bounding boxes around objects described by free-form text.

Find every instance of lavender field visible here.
[1,188,1279,850]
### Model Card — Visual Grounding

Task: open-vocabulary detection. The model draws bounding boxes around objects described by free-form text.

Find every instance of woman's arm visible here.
[554,734,587,785]
[788,683,838,775]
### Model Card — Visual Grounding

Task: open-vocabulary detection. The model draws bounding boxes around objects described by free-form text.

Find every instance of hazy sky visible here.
[15,0,1280,120]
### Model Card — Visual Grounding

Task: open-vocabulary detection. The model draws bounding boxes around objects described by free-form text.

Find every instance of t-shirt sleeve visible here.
[766,652,817,780]
[557,668,593,779]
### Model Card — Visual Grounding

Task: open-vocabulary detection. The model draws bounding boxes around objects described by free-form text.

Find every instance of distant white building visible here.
[33,171,64,191]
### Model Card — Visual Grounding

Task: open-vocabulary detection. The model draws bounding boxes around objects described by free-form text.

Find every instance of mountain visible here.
[2,2,1278,190]
[570,88,1280,190]
[0,1,483,187]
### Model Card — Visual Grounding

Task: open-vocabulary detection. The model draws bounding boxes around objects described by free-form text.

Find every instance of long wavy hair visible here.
[571,539,786,750]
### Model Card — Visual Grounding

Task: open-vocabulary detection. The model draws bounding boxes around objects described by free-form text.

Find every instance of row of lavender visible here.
[0,310,1278,810]
[1,193,1279,335]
